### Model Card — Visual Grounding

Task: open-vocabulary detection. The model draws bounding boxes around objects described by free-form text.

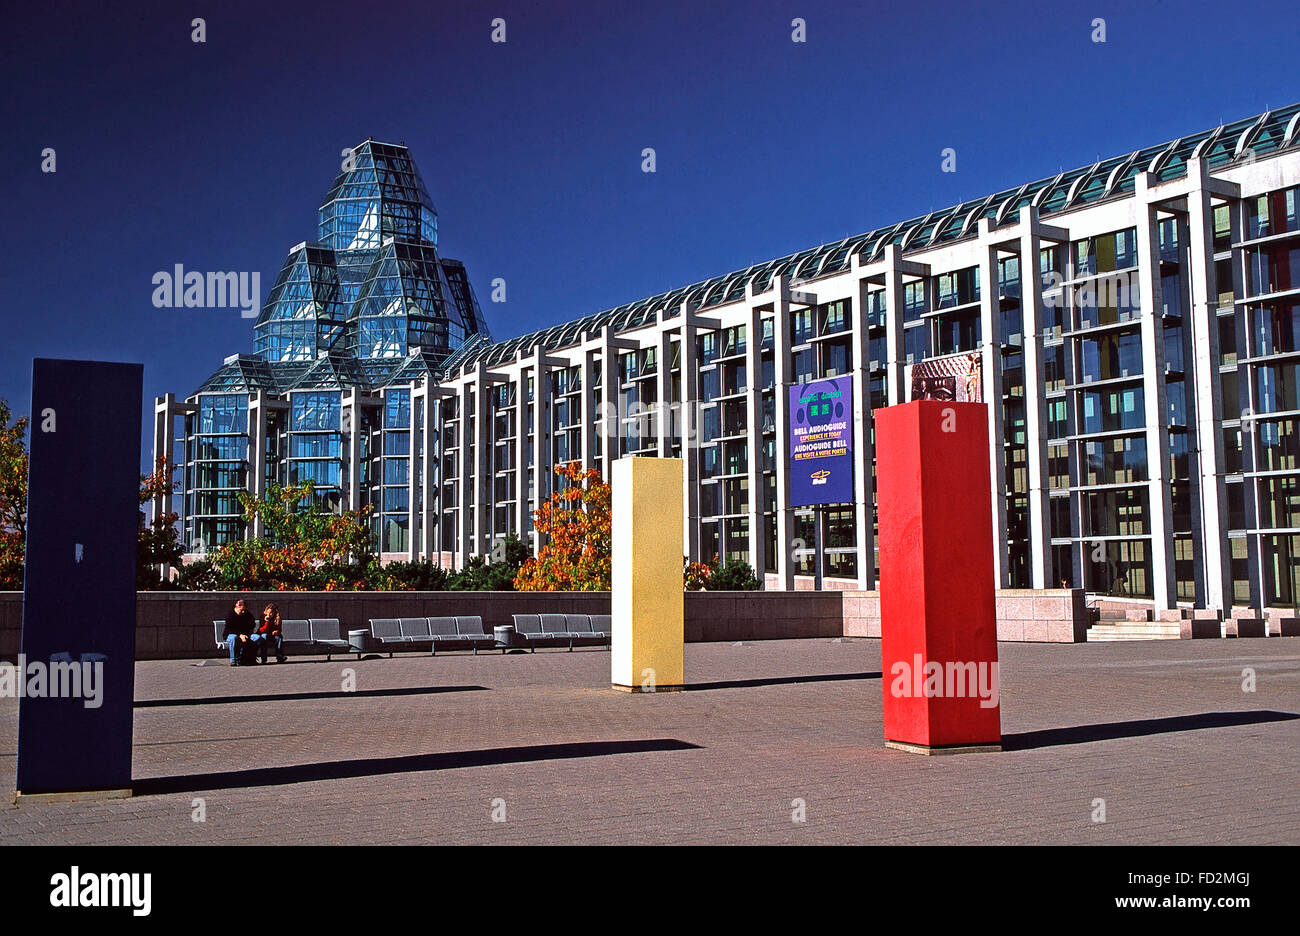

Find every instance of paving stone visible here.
[0,638,1297,844]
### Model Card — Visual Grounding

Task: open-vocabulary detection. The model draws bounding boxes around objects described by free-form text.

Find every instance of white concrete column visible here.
[745,300,765,575]
[151,393,187,573]
[433,390,444,564]
[343,388,362,527]
[514,362,530,544]
[1134,171,1178,611]
[1019,211,1053,589]
[978,219,1009,588]
[532,355,551,553]
[1184,158,1231,611]
[883,245,908,406]
[457,381,473,569]
[849,258,875,589]
[679,303,702,561]
[658,324,673,457]
[1231,197,1265,608]
[407,388,420,561]
[600,327,620,480]
[580,349,596,472]
[772,274,796,590]
[474,362,493,559]
[421,384,438,561]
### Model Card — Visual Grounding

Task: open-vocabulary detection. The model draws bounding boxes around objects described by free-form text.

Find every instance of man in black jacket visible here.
[223,599,257,666]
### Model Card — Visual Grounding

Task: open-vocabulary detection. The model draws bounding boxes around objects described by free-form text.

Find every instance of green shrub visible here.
[705,559,763,591]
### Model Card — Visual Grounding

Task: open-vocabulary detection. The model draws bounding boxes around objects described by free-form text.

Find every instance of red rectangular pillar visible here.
[876,400,1001,753]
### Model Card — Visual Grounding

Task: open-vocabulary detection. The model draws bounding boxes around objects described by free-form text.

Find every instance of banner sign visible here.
[908,351,983,403]
[788,375,853,507]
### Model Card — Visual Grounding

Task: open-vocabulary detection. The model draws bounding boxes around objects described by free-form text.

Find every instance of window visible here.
[999,255,1021,299]
[819,300,847,336]
[903,281,927,323]
[933,311,980,356]
[1082,488,1149,537]
[1258,417,1300,472]
[1082,437,1148,485]
[198,394,248,434]
[291,392,342,431]
[1252,301,1300,357]
[792,308,814,345]
[289,433,340,458]
[1073,229,1138,276]
[384,389,411,429]
[1079,331,1144,381]
[936,267,979,309]
[904,325,925,365]
[1213,204,1232,253]
[1247,186,1300,239]
[1256,362,1300,414]
[1080,387,1145,433]
[1246,243,1300,297]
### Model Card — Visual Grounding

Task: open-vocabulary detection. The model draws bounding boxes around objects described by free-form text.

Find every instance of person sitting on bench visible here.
[224,599,257,666]
[257,602,287,664]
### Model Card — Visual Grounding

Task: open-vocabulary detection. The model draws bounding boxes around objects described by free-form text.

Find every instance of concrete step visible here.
[1086,622,1183,642]
[1097,609,1153,622]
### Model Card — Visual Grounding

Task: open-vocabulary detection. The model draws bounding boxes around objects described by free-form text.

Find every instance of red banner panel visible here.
[875,400,1001,753]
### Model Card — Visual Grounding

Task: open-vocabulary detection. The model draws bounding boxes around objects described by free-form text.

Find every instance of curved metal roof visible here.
[444,104,1298,376]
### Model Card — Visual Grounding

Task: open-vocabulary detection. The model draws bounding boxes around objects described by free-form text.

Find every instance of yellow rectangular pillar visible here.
[611,457,685,692]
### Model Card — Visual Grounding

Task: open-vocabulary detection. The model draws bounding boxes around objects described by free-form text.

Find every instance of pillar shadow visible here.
[132,738,702,795]
[135,685,488,708]
[687,671,881,692]
[1001,710,1300,751]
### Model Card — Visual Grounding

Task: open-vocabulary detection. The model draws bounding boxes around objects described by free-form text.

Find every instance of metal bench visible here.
[211,617,331,660]
[364,617,497,656]
[454,616,495,654]
[400,617,435,651]
[563,613,609,649]
[510,612,609,651]
[309,619,349,660]
[369,619,404,656]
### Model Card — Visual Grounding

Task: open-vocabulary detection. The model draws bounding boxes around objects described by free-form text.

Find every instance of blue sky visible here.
[0,0,1295,468]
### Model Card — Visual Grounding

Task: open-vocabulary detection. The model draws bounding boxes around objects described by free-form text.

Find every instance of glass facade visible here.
[160,108,1300,609]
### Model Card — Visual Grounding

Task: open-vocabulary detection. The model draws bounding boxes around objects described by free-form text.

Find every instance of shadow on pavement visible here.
[688,671,882,692]
[1002,710,1300,751]
[132,738,702,795]
[135,685,488,708]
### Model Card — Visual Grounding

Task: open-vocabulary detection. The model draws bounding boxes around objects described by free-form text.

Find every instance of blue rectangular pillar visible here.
[16,359,142,796]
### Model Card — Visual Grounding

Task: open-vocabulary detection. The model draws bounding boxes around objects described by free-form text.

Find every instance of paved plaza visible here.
[2,637,1297,845]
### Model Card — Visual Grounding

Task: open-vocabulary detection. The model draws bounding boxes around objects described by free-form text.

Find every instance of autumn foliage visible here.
[204,482,385,591]
[513,462,763,592]
[0,400,27,590]
[138,456,185,588]
[514,463,611,591]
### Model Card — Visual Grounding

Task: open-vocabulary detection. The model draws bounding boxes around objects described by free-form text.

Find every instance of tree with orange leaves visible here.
[0,399,28,590]
[138,455,185,588]
[206,481,385,590]
[514,462,611,591]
